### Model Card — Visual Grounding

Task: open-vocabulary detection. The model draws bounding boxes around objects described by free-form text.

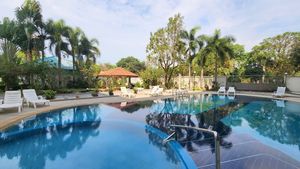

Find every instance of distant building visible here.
[42,56,74,70]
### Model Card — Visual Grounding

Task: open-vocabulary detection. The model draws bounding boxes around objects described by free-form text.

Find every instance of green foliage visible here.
[134,82,142,88]
[0,0,100,91]
[100,63,116,70]
[43,90,56,99]
[133,88,138,94]
[244,63,264,82]
[140,67,163,89]
[291,42,300,73]
[181,26,204,88]
[80,64,101,88]
[201,29,235,84]
[116,56,145,73]
[91,90,99,97]
[146,14,185,88]
[250,32,300,76]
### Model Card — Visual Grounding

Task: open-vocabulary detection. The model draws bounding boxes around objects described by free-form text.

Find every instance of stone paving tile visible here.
[184,133,300,169]
[200,155,300,169]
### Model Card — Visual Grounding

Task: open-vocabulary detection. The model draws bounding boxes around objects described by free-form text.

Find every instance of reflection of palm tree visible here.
[0,105,101,169]
[146,97,239,153]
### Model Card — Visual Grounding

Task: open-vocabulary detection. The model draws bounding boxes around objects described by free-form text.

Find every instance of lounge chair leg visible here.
[34,103,36,109]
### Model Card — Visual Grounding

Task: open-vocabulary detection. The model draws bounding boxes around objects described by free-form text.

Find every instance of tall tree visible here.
[116,56,145,73]
[250,32,300,76]
[15,0,43,61]
[78,36,100,66]
[291,42,300,74]
[202,29,235,85]
[67,27,84,83]
[47,19,70,87]
[181,26,204,89]
[147,14,185,88]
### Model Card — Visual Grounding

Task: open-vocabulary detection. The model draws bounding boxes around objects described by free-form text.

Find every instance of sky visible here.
[1,0,300,64]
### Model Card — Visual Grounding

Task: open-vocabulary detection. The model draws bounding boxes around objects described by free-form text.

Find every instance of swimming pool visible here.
[0,94,300,169]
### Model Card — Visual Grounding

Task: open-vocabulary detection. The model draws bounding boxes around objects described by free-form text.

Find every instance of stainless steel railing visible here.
[165,124,221,169]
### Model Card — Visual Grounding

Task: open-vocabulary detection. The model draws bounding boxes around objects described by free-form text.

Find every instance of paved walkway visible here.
[1,91,300,130]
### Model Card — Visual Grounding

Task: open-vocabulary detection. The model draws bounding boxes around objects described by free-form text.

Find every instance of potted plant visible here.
[133,88,138,94]
[43,90,56,100]
[108,86,114,96]
[91,90,99,97]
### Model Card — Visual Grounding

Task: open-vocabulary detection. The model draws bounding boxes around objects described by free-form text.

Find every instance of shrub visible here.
[134,82,142,88]
[133,88,138,94]
[91,90,99,97]
[43,90,56,99]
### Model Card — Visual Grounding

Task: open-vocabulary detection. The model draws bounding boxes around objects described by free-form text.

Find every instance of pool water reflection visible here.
[1,94,300,169]
[0,105,194,169]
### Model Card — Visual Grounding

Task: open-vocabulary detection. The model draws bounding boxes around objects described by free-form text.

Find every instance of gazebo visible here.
[97,67,138,88]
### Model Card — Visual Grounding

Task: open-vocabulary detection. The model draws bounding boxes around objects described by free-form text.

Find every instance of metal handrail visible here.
[169,124,221,169]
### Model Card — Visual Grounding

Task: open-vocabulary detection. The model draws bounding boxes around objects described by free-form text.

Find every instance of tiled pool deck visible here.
[0,91,300,169]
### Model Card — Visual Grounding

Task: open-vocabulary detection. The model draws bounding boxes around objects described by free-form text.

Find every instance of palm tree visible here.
[47,19,70,87]
[193,49,208,88]
[202,29,235,85]
[67,27,84,84]
[181,26,204,89]
[15,0,43,61]
[78,36,100,66]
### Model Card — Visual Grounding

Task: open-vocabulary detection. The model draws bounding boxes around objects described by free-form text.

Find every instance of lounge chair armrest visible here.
[38,95,44,100]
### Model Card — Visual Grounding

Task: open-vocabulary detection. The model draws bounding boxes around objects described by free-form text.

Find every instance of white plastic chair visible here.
[273,87,286,97]
[23,89,50,108]
[120,87,134,98]
[0,90,23,113]
[227,87,236,96]
[150,86,159,96]
[217,86,226,95]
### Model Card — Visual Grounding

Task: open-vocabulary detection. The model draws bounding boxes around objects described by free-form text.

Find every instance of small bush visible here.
[91,90,99,97]
[133,88,138,94]
[135,82,142,88]
[44,90,56,99]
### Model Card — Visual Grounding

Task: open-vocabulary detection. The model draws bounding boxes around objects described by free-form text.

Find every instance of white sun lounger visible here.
[149,86,159,96]
[217,86,226,95]
[120,87,134,98]
[273,87,286,98]
[0,90,23,113]
[227,87,236,96]
[23,89,50,108]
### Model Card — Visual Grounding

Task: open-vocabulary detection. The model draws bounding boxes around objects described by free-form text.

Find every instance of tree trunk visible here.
[58,52,62,88]
[262,65,266,83]
[164,73,168,88]
[214,56,218,85]
[41,49,46,89]
[188,62,191,89]
[200,68,204,88]
[41,47,45,62]
[72,51,76,86]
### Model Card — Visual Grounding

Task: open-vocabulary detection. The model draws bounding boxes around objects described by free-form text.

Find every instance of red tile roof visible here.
[98,67,138,77]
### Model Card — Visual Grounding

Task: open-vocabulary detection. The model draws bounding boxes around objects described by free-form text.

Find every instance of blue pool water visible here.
[1,94,300,169]
[0,105,196,169]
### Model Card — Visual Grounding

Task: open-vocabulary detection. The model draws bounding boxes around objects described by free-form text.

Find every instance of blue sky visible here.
[1,0,300,64]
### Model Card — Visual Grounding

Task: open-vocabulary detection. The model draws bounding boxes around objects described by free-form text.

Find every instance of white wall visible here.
[287,77,300,93]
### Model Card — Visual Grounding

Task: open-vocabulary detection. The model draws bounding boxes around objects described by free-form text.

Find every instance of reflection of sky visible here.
[0,105,192,169]
[221,101,300,162]
[229,119,300,161]
[150,95,232,115]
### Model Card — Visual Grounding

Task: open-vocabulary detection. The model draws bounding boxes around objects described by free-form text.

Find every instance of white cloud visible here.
[0,0,300,63]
